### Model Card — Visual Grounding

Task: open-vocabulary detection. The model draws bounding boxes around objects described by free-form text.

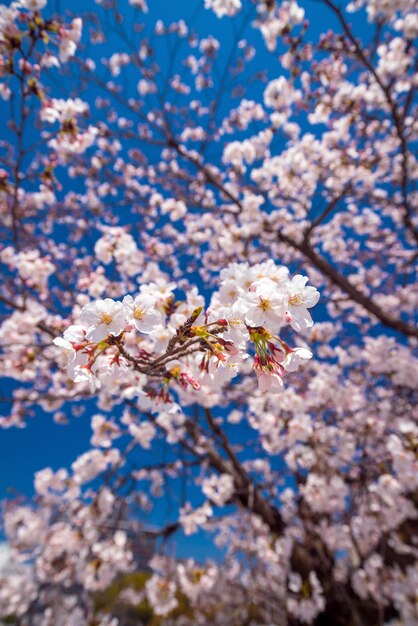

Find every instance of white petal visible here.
[288,307,313,332]
[86,324,109,343]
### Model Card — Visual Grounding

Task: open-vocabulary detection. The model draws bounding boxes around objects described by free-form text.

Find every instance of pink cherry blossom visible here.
[80,299,125,342]
[242,277,287,331]
[122,293,162,334]
[286,275,320,332]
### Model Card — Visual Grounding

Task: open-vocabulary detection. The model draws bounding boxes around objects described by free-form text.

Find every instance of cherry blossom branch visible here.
[303,183,352,243]
[317,0,418,246]
[275,229,418,338]
[184,413,285,534]
[168,138,244,213]
[0,293,56,337]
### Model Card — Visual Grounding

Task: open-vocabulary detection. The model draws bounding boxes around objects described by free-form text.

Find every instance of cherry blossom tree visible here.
[0,0,417,624]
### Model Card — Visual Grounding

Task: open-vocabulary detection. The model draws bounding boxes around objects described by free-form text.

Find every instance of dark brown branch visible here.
[275,229,418,338]
[304,183,352,242]
[185,412,284,534]
[0,293,56,337]
[170,139,244,214]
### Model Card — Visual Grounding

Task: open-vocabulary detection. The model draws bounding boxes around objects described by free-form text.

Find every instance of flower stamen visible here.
[134,306,146,320]
[100,312,112,325]
[289,294,302,306]
[259,297,271,311]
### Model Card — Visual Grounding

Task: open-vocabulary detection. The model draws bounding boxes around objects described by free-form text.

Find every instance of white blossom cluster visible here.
[54,261,319,397]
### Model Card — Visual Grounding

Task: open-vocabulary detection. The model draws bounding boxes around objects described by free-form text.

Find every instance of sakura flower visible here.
[282,347,313,372]
[204,0,242,18]
[59,18,82,63]
[202,473,235,506]
[53,325,88,376]
[34,467,79,502]
[286,275,320,332]
[73,365,101,392]
[207,302,249,348]
[19,0,48,10]
[264,76,300,116]
[179,502,213,535]
[63,324,86,343]
[207,353,240,384]
[80,298,125,342]
[178,371,202,390]
[160,198,187,221]
[206,338,245,385]
[0,84,11,101]
[137,79,157,95]
[242,277,287,332]
[0,569,36,618]
[71,449,120,485]
[127,420,156,449]
[129,0,148,10]
[224,313,250,347]
[301,474,349,514]
[287,414,313,445]
[145,576,178,616]
[144,323,171,352]
[91,415,121,448]
[287,571,326,624]
[140,278,176,312]
[123,293,162,334]
[254,354,285,394]
[53,337,76,361]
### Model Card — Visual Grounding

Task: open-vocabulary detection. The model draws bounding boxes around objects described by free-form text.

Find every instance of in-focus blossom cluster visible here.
[54,261,318,398]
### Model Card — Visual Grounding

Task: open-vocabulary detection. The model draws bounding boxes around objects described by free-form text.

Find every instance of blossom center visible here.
[100,312,112,325]
[289,293,302,306]
[134,306,146,320]
[258,297,271,311]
